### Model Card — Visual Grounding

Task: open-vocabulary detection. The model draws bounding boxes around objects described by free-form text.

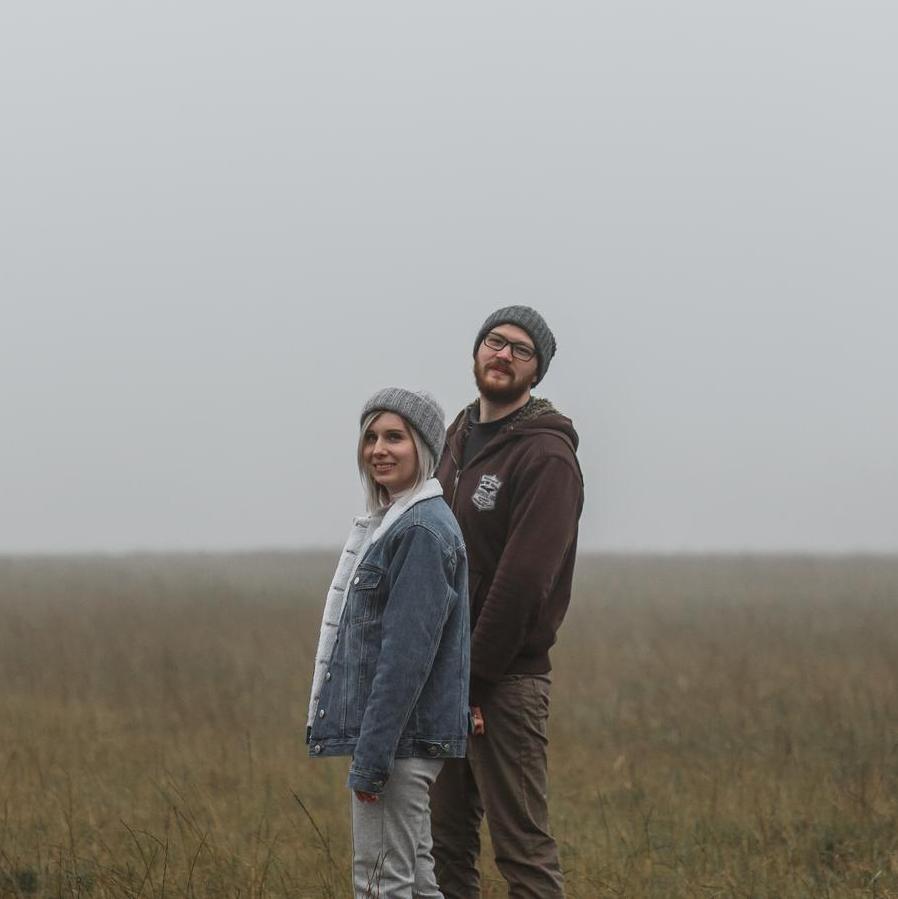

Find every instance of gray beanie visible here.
[360,388,446,461]
[473,305,557,384]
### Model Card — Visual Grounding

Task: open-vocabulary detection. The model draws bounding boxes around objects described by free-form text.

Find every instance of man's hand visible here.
[354,790,379,803]
[471,705,485,736]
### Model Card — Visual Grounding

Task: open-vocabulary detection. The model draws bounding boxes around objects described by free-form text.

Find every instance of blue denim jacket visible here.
[308,494,470,794]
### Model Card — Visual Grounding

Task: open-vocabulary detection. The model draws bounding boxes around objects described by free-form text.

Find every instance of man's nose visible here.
[495,344,514,361]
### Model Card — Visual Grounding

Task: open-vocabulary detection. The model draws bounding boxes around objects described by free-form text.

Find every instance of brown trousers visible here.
[430,674,565,899]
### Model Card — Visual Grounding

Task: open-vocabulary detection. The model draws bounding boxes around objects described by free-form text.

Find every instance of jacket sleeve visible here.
[469,451,582,703]
[348,524,455,794]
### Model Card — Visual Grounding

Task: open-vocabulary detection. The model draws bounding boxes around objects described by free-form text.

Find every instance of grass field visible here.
[1,552,897,898]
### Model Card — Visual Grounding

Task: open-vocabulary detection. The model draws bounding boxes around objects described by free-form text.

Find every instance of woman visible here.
[307,387,469,899]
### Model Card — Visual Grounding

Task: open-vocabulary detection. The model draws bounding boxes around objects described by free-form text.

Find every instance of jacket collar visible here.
[369,477,443,545]
[446,396,566,463]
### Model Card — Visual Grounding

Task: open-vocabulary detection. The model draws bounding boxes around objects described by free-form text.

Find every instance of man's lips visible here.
[486,364,513,376]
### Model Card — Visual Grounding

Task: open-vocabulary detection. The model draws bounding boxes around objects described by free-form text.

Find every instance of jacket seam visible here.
[389,519,457,561]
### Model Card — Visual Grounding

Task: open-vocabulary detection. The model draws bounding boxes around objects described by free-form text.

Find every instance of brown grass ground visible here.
[1,553,897,897]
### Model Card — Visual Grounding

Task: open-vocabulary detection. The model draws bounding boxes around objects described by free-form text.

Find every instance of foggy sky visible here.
[2,2,896,553]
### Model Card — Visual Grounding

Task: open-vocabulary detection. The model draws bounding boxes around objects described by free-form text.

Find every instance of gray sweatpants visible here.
[351,756,444,899]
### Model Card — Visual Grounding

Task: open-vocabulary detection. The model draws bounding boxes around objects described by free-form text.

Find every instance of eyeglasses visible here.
[482,331,536,362]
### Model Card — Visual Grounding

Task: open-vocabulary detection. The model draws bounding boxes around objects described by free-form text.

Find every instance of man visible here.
[431,305,584,899]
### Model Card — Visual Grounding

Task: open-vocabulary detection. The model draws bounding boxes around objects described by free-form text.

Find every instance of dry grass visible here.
[1,553,897,897]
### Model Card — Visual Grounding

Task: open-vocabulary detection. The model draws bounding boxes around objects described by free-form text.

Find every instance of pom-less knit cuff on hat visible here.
[360,388,446,461]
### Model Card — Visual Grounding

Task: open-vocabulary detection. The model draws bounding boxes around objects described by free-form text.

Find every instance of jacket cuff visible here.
[347,765,389,794]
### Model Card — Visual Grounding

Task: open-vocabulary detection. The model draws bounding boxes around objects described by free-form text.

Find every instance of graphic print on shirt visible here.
[471,474,503,511]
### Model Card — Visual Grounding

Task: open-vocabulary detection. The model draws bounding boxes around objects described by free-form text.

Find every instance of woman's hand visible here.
[354,790,380,803]
[471,705,485,736]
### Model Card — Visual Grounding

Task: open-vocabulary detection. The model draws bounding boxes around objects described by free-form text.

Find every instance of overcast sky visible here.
[2,2,896,554]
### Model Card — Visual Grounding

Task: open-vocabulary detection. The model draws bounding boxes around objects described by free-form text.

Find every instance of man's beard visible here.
[473,359,532,404]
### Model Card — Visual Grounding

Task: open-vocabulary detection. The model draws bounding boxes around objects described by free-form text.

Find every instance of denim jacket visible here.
[308,481,470,794]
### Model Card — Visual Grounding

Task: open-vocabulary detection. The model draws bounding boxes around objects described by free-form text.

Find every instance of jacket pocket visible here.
[348,563,384,624]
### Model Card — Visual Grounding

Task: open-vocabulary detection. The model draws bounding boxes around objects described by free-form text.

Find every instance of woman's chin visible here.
[376,477,416,496]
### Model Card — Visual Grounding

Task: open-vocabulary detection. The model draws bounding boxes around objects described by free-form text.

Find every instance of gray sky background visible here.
[2,2,896,554]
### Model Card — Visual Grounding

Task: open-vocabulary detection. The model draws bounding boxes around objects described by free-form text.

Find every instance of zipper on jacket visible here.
[449,447,462,511]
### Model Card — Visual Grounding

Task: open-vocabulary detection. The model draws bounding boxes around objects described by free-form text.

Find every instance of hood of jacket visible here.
[445,396,579,466]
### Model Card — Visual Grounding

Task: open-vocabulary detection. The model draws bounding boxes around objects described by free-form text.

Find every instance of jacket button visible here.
[428,745,440,757]
[312,744,322,754]
[353,576,360,585]
[318,708,326,718]
[324,671,332,681]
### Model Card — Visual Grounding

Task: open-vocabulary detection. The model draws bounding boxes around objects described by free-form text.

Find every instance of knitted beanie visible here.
[360,388,446,461]
[473,305,557,384]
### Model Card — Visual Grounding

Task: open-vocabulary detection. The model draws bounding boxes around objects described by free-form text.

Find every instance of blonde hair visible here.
[357,411,437,513]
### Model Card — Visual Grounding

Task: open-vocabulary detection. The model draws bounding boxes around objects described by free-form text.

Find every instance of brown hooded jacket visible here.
[436,397,584,703]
